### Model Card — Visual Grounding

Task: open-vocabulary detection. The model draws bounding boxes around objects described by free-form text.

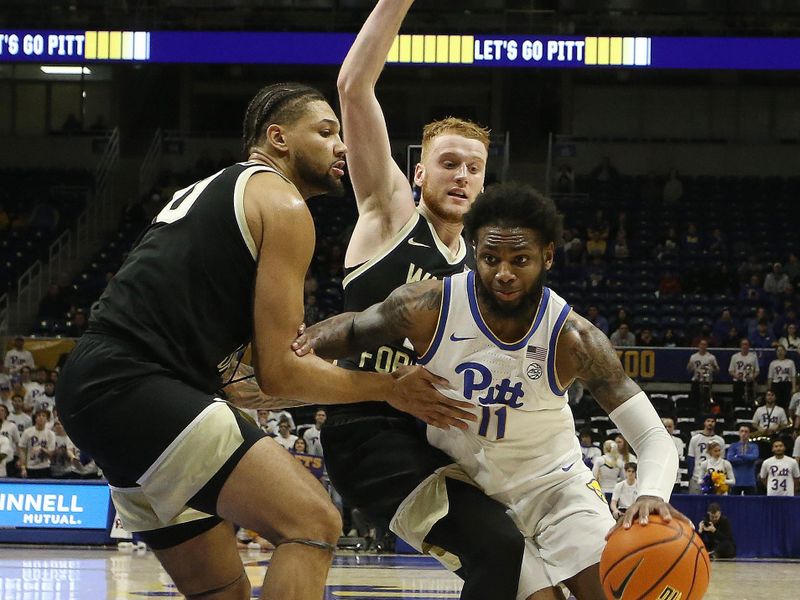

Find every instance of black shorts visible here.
[57,334,265,545]
[321,415,453,521]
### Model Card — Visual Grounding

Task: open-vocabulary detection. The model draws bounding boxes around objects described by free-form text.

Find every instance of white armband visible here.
[608,391,678,501]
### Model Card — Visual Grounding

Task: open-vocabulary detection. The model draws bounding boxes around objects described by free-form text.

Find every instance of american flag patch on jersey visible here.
[526,345,547,361]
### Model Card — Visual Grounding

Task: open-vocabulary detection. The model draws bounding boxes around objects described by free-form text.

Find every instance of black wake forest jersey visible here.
[332,210,471,420]
[88,162,287,394]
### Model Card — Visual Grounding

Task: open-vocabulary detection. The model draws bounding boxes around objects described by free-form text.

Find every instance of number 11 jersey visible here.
[420,270,580,496]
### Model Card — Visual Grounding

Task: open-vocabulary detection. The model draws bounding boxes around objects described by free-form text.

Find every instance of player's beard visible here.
[475,269,546,321]
[419,179,467,224]
[295,153,345,197]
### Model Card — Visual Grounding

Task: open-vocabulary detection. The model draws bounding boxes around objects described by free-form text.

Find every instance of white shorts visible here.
[391,461,615,598]
[500,465,615,598]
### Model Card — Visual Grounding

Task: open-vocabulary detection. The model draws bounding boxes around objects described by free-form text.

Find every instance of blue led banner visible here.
[2,30,800,70]
[0,481,111,529]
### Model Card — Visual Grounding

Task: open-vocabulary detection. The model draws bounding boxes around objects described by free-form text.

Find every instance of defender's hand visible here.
[388,365,476,430]
[606,495,694,539]
[292,322,314,356]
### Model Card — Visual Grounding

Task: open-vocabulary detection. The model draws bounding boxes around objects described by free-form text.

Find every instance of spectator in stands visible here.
[0,430,12,477]
[7,395,31,436]
[784,252,800,284]
[662,168,683,205]
[713,309,737,344]
[303,408,326,457]
[18,409,56,478]
[793,434,800,466]
[3,336,35,375]
[638,328,656,346]
[585,230,607,259]
[291,438,308,455]
[586,209,609,248]
[752,390,789,436]
[609,307,630,334]
[661,328,682,348]
[737,254,762,285]
[729,339,759,407]
[612,230,630,259]
[592,440,622,502]
[65,309,89,338]
[688,340,719,411]
[698,503,736,559]
[662,418,685,494]
[656,226,679,261]
[751,319,777,349]
[554,163,575,194]
[20,367,43,412]
[726,424,759,496]
[768,344,796,410]
[610,463,639,520]
[590,156,620,183]
[681,222,702,255]
[51,420,79,479]
[274,418,298,451]
[691,325,715,348]
[255,409,274,436]
[720,326,742,348]
[692,441,734,495]
[38,283,70,319]
[264,408,296,436]
[585,256,607,290]
[739,275,767,306]
[615,435,637,468]
[579,428,601,469]
[586,305,609,336]
[687,417,725,494]
[658,270,683,297]
[610,323,636,347]
[760,439,799,496]
[706,228,727,256]
[562,227,584,264]
[764,262,790,296]
[778,322,799,350]
[35,381,57,424]
[789,375,800,430]
[0,405,20,477]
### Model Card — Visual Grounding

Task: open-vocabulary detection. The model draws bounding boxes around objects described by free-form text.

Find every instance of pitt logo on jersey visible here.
[455,362,526,408]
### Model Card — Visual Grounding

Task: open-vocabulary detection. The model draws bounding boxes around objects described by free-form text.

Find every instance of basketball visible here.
[600,515,710,600]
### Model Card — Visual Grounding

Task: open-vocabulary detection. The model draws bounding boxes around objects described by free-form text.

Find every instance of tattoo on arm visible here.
[570,322,640,413]
[308,281,443,359]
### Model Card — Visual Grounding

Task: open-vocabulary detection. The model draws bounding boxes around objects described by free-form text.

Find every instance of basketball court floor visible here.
[0,547,797,599]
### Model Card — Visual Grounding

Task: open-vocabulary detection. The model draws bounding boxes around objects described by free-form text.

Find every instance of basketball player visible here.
[295,183,685,600]
[56,83,472,600]
[322,1,531,597]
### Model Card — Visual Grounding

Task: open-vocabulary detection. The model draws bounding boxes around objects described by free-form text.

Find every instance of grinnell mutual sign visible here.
[0,483,110,529]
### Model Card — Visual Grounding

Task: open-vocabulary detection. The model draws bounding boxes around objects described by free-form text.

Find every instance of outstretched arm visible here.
[244,175,471,429]
[294,279,443,361]
[338,0,417,248]
[556,312,684,531]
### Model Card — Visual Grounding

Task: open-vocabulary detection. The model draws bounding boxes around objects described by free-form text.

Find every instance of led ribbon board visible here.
[1,30,800,70]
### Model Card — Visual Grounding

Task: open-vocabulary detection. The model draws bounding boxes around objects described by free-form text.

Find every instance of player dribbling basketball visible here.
[296,183,693,599]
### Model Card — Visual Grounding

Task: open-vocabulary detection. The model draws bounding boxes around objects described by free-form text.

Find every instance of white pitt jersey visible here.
[420,271,579,496]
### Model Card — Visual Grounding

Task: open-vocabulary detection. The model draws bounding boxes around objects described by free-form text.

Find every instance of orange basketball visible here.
[600,515,710,600]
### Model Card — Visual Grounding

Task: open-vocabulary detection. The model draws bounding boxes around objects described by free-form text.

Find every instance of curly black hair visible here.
[463,182,563,247]
[241,82,327,157]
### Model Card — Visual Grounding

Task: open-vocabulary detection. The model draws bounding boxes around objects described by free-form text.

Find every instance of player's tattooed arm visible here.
[556,312,641,413]
[294,279,443,360]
